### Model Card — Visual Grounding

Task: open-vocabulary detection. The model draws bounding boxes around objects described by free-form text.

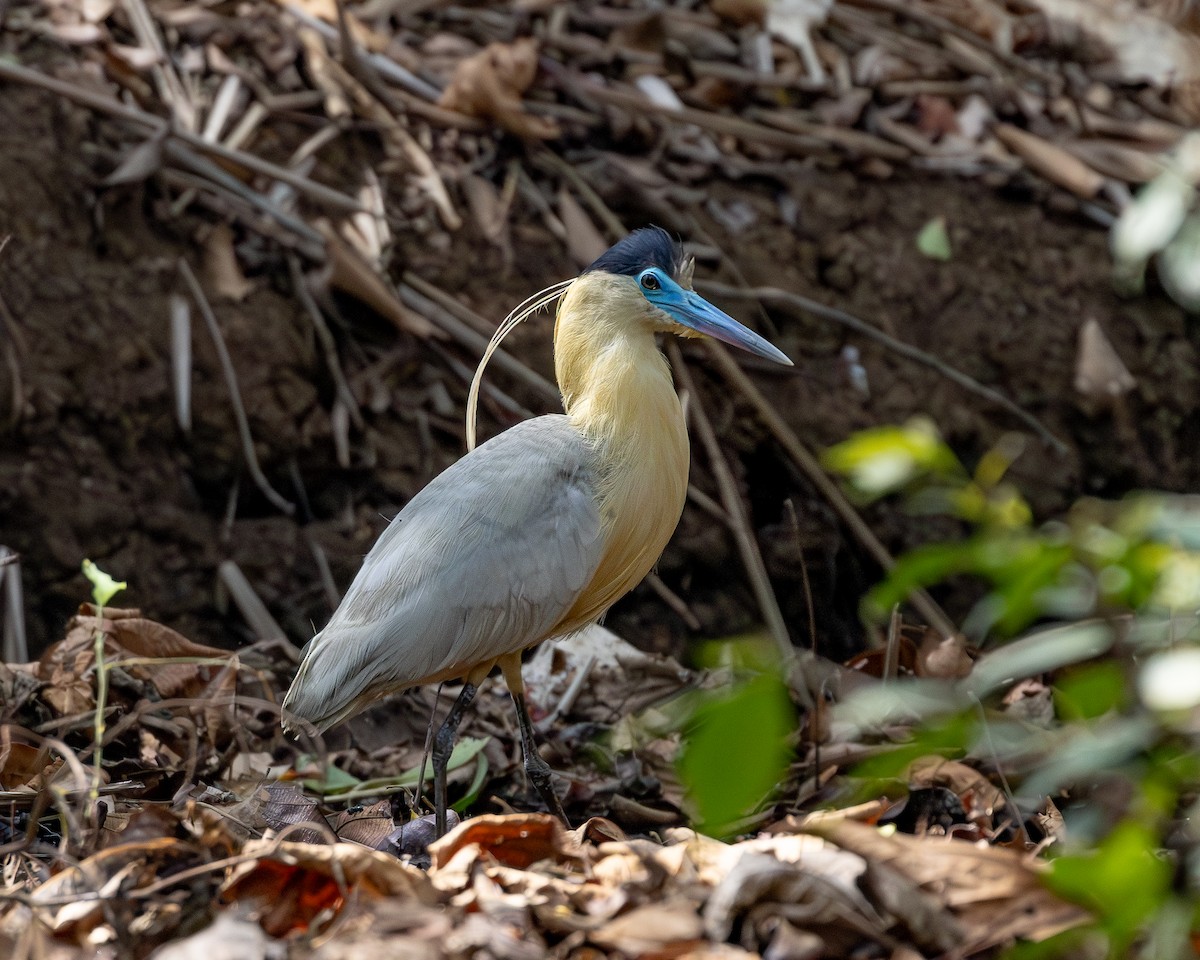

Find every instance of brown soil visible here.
[1,82,1197,663]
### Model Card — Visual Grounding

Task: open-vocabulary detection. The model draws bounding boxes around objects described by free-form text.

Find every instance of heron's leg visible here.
[432,681,477,837]
[500,653,570,827]
[512,690,570,827]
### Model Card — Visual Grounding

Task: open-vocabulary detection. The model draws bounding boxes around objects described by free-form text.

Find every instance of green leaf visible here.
[850,710,974,783]
[863,539,979,621]
[300,761,361,795]
[1045,820,1172,948]
[1055,662,1127,721]
[82,559,127,608]
[302,737,490,798]
[452,753,490,813]
[822,419,958,497]
[677,672,794,838]
[916,217,952,261]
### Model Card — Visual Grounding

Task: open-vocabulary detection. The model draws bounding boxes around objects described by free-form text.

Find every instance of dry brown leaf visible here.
[0,726,60,791]
[809,819,1091,951]
[316,220,440,338]
[906,757,1006,820]
[860,858,964,953]
[203,223,254,302]
[705,849,887,951]
[1065,140,1167,184]
[557,187,607,268]
[223,838,434,936]
[149,911,268,960]
[35,837,196,934]
[1030,0,1200,94]
[298,26,351,120]
[522,623,693,724]
[334,799,394,849]
[994,123,1105,198]
[590,899,705,954]
[914,95,959,139]
[915,631,974,679]
[711,0,767,27]
[32,609,234,713]
[571,816,627,846]
[462,174,513,253]
[1002,677,1056,726]
[429,813,571,871]
[274,0,385,51]
[103,135,164,186]
[438,38,560,139]
[1074,318,1136,404]
[258,781,327,842]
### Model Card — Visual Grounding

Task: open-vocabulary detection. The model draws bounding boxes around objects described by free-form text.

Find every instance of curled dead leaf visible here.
[428,812,571,871]
[807,819,1090,952]
[315,220,440,339]
[915,630,974,679]
[223,838,434,937]
[438,38,560,139]
[590,899,705,955]
[203,224,253,302]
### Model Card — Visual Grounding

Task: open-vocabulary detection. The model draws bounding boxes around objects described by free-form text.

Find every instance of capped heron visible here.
[283,227,791,832]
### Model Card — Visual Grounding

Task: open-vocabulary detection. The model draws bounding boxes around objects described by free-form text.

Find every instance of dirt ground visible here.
[0,81,1196,664]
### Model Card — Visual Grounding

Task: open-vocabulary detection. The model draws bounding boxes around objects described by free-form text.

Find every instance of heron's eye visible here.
[641,272,661,291]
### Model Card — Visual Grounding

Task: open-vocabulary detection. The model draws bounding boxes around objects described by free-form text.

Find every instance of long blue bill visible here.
[662,287,792,366]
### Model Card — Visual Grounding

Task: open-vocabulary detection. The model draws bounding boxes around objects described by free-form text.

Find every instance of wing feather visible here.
[283,416,602,731]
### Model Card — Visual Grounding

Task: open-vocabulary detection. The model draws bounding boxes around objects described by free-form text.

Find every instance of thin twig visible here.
[0,546,26,663]
[784,501,818,658]
[287,254,364,431]
[703,340,958,638]
[686,484,732,526]
[528,148,627,239]
[0,284,27,428]
[697,280,1068,453]
[0,60,365,215]
[178,259,295,516]
[286,1,442,101]
[168,294,192,433]
[433,344,536,422]
[218,561,287,639]
[401,271,501,338]
[121,0,196,131]
[883,604,902,682]
[396,282,560,404]
[840,0,1059,84]
[566,76,849,158]
[646,572,702,631]
[163,141,326,254]
[668,342,792,662]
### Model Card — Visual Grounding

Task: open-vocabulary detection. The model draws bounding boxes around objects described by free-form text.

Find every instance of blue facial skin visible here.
[635,267,793,366]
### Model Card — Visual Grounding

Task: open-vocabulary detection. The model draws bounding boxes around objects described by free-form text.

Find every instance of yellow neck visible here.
[552,273,690,630]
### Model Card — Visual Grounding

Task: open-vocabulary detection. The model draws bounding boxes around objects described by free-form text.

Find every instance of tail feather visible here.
[281,630,372,734]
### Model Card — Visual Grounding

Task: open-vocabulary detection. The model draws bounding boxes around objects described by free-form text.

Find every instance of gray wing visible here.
[283,415,602,731]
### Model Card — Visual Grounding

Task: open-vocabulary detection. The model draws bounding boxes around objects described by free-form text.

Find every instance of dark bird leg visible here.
[432,681,477,837]
[501,654,570,827]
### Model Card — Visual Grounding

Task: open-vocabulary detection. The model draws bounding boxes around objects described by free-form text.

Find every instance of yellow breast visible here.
[547,273,690,635]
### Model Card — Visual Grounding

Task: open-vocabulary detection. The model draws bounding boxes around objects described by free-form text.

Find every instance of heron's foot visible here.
[525,748,570,829]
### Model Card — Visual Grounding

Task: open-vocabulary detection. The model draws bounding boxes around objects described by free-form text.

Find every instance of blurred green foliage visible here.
[676,637,795,839]
[1110,132,1200,310]
[823,419,1200,636]
[823,420,1200,958]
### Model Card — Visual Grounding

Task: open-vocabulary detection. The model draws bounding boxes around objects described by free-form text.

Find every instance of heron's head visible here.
[579,227,791,365]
